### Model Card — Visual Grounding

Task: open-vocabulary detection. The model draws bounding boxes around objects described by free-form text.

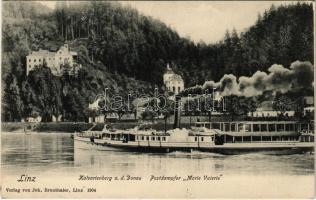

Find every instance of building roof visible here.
[27,44,77,57]
[70,51,78,56]
[28,49,55,57]
[304,106,314,111]
[304,96,314,105]
[256,101,274,111]
[166,74,183,82]
[164,69,175,74]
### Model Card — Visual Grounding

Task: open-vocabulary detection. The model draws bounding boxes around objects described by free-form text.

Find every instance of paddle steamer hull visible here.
[92,139,314,155]
[73,135,123,151]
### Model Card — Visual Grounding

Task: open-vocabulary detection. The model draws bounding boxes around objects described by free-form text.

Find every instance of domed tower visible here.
[163,63,184,94]
[163,63,174,84]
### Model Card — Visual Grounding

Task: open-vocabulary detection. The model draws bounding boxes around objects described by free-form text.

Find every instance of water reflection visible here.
[2,133,74,174]
[74,140,314,176]
[1,133,314,177]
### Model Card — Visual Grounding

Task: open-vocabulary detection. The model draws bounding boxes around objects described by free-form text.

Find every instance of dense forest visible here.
[2,1,314,122]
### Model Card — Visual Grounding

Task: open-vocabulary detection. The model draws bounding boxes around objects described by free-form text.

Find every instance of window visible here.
[178,87,181,92]
[220,123,224,131]
[162,137,166,141]
[157,137,161,141]
[295,124,299,131]
[141,136,144,140]
[238,123,244,132]
[43,58,45,61]
[195,137,197,142]
[34,59,36,62]
[60,57,62,60]
[29,59,31,62]
[231,123,236,132]
[224,123,230,132]
[29,65,31,68]
[39,59,41,62]
[146,136,149,141]
[245,124,251,132]
[268,124,276,132]
[212,123,220,129]
[201,137,204,142]
[173,86,175,92]
[301,124,308,132]
[285,124,294,131]
[253,124,260,132]
[261,124,268,132]
[152,137,155,141]
[277,124,285,131]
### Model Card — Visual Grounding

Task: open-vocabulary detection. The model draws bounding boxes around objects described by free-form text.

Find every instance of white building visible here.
[26,116,42,123]
[163,64,184,95]
[52,114,63,122]
[26,44,79,76]
[247,101,295,118]
[88,98,102,111]
[89,115,106,123]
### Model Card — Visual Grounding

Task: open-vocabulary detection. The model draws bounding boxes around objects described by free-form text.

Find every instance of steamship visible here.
[73,120,314,154]
[74,95,314,154]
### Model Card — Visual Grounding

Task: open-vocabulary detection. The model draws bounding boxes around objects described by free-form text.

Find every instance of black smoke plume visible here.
[202,61,314,97]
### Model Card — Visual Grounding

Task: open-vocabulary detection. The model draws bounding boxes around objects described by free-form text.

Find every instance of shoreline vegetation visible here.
[1,121,192,133]
[1,114,308,133]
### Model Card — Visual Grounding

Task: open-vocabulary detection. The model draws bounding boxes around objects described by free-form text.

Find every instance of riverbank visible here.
[1,122,193,133]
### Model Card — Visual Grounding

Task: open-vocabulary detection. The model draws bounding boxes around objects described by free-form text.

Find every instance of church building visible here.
[163,64,184,95]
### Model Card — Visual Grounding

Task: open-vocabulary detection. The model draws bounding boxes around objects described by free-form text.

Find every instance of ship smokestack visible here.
[173,96,181,129]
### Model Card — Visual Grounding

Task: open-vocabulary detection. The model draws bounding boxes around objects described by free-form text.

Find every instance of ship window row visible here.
[194,137,205,141]
[197,122,314,132]
[137,136,166,141]
[221,123,298,132]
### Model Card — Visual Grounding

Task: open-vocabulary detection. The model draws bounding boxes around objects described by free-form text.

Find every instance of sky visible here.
[40,1,297,43]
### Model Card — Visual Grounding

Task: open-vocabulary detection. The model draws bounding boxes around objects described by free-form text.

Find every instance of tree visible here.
[224,95,257,121]
[2,74,22,121]
[158,99,174,133]
[141,109,156,122]
[1,1,313,122]
[273,95,293,120]
[200,95,215,123]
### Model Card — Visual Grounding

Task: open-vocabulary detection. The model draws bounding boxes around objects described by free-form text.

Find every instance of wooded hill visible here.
[2,1,313,122]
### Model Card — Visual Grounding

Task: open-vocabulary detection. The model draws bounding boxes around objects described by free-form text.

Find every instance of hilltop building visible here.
[248,101,294,118]
[26,44,80,76]
[303,96,314,116]
[88,98,102,111]
[163,64,184,95]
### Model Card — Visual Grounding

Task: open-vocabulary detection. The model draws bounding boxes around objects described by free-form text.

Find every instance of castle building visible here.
[163,64,184,95]
[26,44,79,76]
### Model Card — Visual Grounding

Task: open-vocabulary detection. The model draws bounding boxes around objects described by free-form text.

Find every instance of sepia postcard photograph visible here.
[1,0,315,199]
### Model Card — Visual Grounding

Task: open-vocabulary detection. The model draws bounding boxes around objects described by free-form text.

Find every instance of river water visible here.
[1,132,314,198]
